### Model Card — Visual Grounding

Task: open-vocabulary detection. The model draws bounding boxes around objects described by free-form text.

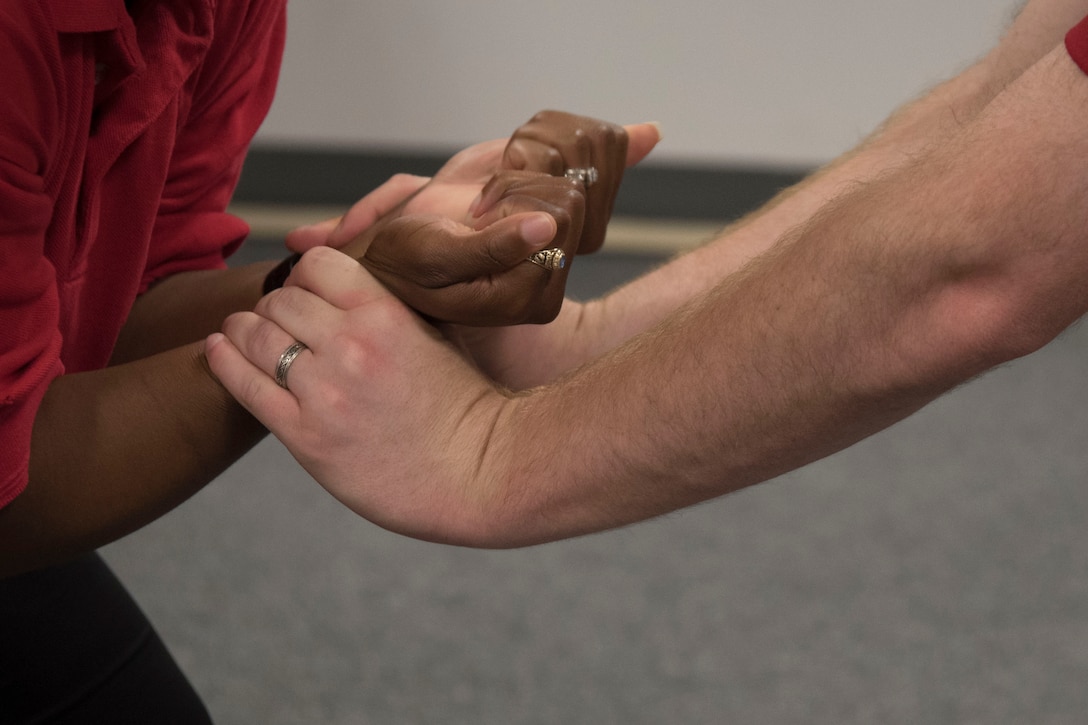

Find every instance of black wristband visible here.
[262,252,302,294]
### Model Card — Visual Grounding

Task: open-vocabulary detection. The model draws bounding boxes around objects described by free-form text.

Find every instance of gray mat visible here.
[103,246,1088,724]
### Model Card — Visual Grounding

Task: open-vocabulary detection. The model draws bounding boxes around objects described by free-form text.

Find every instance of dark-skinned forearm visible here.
[0,341,264,577]
[2,255,280,576]
[111,259,279,364]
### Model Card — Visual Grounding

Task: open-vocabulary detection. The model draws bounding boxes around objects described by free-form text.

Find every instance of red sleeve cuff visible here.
[1067,14,1088,75]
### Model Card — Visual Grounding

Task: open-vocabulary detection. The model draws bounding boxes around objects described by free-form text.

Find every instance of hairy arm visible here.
[2,108,643,575]
[475,0,1088,389]
[592,0,1088,340]
[208,38,1088,547]
[474,42,1088,544]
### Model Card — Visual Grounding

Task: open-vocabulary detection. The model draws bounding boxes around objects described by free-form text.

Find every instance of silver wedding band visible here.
[527,248,567,272]
[275,341,308,390]
[563,166,599,188]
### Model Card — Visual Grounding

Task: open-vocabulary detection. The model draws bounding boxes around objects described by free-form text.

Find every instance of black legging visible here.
[0,553,212,724]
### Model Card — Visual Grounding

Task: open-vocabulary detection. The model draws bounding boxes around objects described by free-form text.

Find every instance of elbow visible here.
[931,268,1074,378]
[992,303,1071,363]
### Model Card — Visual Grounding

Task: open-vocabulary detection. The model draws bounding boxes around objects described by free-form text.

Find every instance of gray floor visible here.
[102,243,1088,724]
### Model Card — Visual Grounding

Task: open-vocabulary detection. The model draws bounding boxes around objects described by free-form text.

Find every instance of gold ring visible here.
[527,248,566,271]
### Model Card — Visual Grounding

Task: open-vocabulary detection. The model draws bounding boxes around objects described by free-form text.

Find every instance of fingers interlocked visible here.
[502,110,628,254]
[362,170,585,326]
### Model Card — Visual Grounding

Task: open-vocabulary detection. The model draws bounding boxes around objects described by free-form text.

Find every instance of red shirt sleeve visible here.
[139,2,286,291]
[0,0,285,508]
[0,5,65,507]
[1067,14,1088,75]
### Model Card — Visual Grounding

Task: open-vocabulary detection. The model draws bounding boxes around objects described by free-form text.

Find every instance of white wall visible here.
[257,1,1022,168]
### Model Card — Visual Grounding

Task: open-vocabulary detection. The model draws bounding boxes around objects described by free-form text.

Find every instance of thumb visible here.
[331,173,431,246]
[285,216,342,253]
[364,212,557,288]
[287,174,431,254]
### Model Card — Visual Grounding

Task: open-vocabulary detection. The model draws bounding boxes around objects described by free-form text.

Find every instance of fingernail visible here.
[647,121,663,141]
[205,332,224,351]
[468,192,483,218]
[520,214,556,247]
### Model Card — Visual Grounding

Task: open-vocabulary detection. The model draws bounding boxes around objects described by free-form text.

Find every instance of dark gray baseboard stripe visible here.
[235,146,809,222]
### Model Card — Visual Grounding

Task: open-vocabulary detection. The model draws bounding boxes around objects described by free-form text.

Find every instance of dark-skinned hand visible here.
[282,113,661,325]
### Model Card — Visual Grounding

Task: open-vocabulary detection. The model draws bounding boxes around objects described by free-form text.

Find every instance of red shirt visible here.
[0,0,286,507]
[1067,14,1088,75]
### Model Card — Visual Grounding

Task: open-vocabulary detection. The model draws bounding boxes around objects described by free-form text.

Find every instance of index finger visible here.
[285,174,431,254]
[286,246,394,311]
[502,119,661,173]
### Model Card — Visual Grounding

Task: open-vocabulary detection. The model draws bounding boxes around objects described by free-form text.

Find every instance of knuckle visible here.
[530,109,559,124]
[238,375,269,411]
[386,172,427,195]
[261,286,307,320]
[322,313,398,383]
[372,294,419,330]
[541,148,564,174]
[219,310,252,338]
[293,246,340,281]
[555,185,586,213]
[557,175,581,193]
[389,172,419,186]
[256,287,286,315]
[252,323,286,363]
[595,120,622,141]
[571,126,590,147]
[331,331,372,375]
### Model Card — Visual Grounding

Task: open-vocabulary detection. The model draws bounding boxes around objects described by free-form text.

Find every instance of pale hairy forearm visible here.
[579,0,1088,363]
[480,45,1088,545]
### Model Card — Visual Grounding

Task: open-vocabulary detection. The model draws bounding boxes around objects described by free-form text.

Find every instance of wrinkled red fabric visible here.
[0,0,286,507]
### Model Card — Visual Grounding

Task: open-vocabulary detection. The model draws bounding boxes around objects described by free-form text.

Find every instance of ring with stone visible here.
[563,167,599,188]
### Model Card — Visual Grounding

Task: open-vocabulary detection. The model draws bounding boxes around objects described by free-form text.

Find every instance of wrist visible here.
[192,341,265,435]
[411,387,525,547]
[471,381,614,548]
[569,297,608,364]
[456,391,543,547]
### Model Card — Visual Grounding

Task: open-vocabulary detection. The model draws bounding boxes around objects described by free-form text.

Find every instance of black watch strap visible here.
[262,252,302,294]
